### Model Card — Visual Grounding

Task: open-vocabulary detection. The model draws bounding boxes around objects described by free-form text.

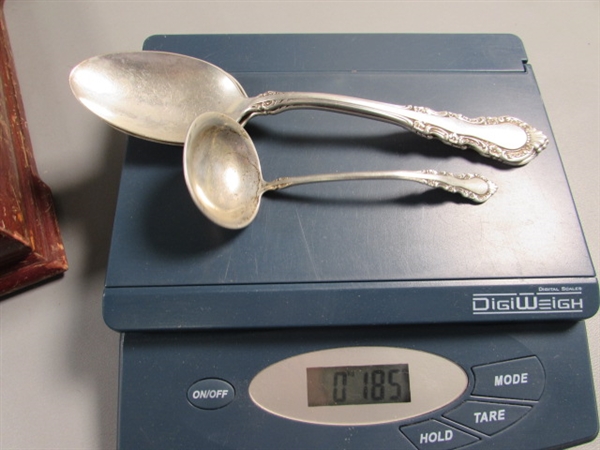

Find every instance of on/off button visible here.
[187,378,236,410]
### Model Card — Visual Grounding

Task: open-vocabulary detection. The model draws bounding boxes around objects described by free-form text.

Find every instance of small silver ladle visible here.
[184,112,498,229]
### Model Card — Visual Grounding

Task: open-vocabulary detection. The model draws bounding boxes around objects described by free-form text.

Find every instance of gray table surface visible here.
[1,1,598,449]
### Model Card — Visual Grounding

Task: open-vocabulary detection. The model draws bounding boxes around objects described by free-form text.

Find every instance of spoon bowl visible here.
[184,112,498,229]
[69,51,247,144]
[71,51,548,165]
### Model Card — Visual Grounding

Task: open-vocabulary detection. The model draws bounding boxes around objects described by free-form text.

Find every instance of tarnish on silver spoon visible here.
[183,113,498,229]
[70,51,548,166]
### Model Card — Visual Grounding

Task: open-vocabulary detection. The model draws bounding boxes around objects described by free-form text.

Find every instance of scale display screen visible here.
[307,364,411,406]
[249,346,468,426]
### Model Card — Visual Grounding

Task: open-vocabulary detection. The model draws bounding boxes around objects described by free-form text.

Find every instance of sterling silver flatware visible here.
[184,112,498,229]
[70,51,548,165]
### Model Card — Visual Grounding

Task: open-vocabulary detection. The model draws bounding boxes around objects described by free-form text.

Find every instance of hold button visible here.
[187,378,235,410]
[472,356,544,400]
[401,420,479,450]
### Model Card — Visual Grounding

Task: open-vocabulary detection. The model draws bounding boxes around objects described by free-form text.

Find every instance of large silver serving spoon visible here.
[184,112,497,229]
[70,51,548,166]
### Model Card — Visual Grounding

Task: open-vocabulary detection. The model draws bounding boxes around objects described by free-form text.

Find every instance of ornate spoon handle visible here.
[263,170,497,204]
[242,91,548,166]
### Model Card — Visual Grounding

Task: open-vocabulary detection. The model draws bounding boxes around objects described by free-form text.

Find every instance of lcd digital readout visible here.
[307,364,411,407]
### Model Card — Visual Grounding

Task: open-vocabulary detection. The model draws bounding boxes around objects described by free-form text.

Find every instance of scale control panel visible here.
[187,349,545,450]
[118,322,598,450]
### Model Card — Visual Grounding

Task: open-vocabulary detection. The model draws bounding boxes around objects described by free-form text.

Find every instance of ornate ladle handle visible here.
[264,170,497,204]
[242,91,548,166]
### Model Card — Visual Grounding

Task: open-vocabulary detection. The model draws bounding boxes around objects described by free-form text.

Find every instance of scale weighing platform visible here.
[103,35,599,449]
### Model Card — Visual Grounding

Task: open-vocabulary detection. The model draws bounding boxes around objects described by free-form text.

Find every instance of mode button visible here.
[472,356,544,400]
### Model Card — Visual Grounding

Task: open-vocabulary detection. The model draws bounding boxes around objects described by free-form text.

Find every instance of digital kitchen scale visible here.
[103,34,599,449]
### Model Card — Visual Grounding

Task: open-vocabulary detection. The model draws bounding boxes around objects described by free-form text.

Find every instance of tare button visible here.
[472,356,545,400]
[401,420,479,450]
[187,378,235,410]
[444,401,531,435]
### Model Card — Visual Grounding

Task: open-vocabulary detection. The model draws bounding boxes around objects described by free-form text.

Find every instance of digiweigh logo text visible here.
[472,287,584,315]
